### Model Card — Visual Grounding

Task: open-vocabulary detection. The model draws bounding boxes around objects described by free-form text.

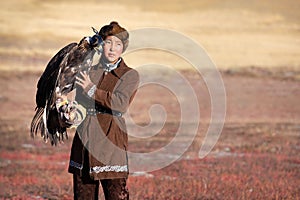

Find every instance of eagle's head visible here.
[78,34,103,53]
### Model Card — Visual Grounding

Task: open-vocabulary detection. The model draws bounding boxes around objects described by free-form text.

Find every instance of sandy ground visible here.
[0,0,300,199]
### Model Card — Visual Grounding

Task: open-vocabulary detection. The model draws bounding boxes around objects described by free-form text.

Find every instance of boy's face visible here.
[103,35,123,64]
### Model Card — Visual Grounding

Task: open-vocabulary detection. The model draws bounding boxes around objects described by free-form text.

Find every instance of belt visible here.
[86,106,122,117]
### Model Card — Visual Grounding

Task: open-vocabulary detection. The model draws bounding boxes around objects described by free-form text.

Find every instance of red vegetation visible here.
[0,70,299,199]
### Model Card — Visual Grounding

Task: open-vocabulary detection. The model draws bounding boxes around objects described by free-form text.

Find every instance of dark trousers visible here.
[73,174,129,200]
[73,150,129,200]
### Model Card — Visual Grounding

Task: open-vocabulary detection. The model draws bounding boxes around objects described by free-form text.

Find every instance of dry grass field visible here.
[0,0,300,199]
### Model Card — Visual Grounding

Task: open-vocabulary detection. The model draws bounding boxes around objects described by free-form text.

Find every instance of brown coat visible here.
[68,58,139,180]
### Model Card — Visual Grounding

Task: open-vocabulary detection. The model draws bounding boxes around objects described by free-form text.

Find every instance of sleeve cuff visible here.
[87,84,97,98]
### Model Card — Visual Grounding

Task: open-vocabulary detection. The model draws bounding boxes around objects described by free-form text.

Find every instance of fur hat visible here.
[99,21,129,52]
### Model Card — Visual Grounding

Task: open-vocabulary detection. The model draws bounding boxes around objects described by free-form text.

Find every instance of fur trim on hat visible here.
[99,21,129,52]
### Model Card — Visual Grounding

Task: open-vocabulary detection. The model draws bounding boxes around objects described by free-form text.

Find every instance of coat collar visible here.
[93,57,130,79]
[111,58,131,79]
[102,58,122,72]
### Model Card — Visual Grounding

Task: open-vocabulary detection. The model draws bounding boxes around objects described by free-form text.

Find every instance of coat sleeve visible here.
[89,69,139,113]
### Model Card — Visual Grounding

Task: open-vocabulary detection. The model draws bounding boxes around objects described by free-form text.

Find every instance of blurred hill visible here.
[0,0,299,71]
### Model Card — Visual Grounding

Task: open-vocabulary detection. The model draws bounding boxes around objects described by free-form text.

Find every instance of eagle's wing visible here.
[36,43,77,108]
[30,43,77,139]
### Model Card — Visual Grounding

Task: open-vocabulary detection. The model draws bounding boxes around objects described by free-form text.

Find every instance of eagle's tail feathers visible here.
[30,107,44,138]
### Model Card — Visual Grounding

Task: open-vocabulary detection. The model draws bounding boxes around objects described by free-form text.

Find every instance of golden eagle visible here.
[30,28,103,145]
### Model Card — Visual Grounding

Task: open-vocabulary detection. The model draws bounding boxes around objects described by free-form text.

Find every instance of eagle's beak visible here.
[85,37,91,43]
